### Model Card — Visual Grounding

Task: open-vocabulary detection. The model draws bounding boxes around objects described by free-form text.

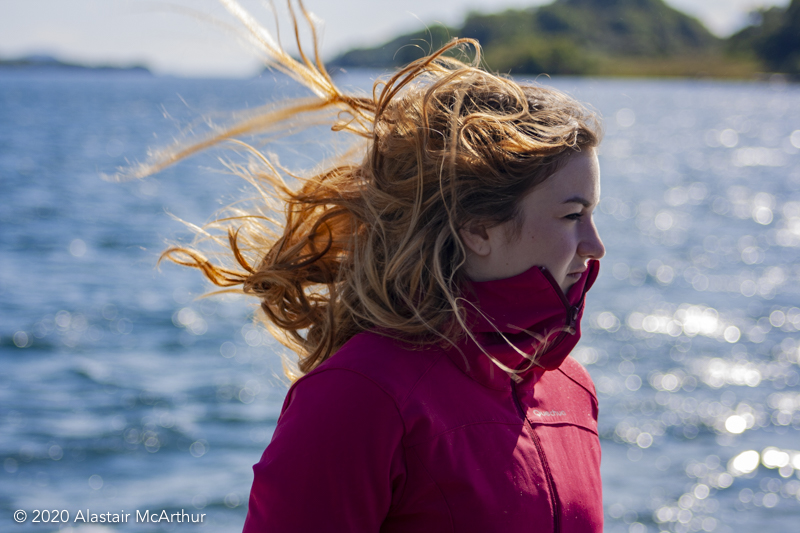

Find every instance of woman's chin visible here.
[561,274,582,292]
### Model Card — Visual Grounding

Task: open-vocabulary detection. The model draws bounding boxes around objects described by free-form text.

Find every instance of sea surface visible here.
[1,69,799,533]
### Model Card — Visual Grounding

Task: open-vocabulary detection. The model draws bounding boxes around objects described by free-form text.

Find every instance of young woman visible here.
[141,2,605,530]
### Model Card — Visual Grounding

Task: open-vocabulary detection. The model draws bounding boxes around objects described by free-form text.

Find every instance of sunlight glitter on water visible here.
[2,72,799,532]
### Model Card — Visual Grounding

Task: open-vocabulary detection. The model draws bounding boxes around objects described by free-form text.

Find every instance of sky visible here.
[0,0,791,77]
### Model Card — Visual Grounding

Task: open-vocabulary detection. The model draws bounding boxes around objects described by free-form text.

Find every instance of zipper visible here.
[511,379,561,533]
[538,266,582,341]
[538,267,570,309]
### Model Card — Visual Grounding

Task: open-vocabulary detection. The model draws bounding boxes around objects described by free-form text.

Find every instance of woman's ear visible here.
[459,223,492,257]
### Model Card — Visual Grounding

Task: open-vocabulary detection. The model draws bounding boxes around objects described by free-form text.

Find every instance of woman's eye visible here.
[565,213,583,220]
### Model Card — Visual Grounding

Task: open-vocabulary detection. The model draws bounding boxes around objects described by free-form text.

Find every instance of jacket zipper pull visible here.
[566,306,579,335]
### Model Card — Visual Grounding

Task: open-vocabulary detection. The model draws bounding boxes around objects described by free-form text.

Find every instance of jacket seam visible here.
[526,421,598,436]
[405,419,524,449]
[512,379,560,533]
[556,362,598,401]
[295,367,410,507]
[408,446,456,533]
[397,350,447,407]
[348,331,447,406]
[441,343,530,392]
[300,367,407,431]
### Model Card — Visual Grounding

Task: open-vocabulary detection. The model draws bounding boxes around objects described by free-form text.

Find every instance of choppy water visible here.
[1,69,799,532]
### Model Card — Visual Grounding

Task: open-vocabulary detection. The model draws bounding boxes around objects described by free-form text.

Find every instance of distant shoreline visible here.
[0,55,151,75]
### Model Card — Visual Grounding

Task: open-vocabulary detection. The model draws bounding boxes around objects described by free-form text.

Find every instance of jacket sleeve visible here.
[242,368,406,532]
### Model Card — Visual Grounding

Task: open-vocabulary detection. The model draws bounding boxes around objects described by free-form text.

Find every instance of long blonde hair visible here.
[127,0,601,379]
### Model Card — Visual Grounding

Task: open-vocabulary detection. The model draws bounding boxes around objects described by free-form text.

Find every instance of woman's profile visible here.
[135,1,606,530]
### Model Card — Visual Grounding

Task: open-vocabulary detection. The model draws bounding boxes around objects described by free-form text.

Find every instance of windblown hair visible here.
[131,0,601,380]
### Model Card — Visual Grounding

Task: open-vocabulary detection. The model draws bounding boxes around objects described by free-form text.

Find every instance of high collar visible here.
[446,260,599,390]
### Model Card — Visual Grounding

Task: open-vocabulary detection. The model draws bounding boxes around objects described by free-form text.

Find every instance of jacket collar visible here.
[446,260,599,390]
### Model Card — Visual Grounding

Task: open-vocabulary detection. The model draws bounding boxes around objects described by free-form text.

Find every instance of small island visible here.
[0,54,151,75]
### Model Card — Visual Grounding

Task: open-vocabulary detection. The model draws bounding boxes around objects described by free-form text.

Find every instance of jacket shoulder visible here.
[557,356,597,400]
[311,331,443,405]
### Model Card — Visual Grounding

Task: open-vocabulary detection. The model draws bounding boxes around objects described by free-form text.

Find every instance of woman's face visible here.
[461,148,605,292]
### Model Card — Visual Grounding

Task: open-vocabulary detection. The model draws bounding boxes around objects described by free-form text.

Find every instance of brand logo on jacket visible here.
[532,409,566,416]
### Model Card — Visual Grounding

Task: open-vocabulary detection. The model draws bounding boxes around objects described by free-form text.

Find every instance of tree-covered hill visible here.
[728,0,800,76]
[330,0,794,78]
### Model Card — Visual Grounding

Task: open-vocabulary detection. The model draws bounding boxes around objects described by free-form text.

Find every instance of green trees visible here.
[729,0,800,76]
[331,0,798,78]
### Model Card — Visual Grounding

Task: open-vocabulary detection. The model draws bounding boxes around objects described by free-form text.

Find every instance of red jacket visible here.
[243,260,602,532]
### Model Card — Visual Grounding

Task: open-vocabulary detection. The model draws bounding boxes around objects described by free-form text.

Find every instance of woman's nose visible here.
[579,220,605,260]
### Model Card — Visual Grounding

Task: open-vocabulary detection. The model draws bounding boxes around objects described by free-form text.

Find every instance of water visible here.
[1,69,799,532]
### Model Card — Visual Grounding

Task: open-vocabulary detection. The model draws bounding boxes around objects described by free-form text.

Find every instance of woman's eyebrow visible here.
[562,196,592,207]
